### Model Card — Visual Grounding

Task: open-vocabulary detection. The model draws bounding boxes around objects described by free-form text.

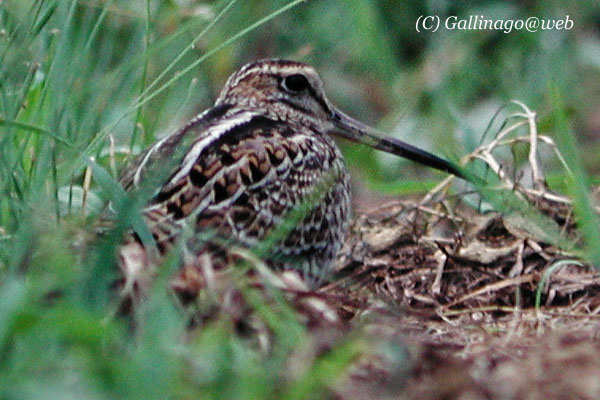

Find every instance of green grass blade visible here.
[0,118,73,147]
[550,83,600,267]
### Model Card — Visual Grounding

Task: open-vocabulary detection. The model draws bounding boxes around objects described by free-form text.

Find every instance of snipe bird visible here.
[118,59,463,287]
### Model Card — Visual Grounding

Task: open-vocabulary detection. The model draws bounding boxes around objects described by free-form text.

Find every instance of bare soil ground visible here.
[124,102,599,399]
[326,199,600,400]
[320,103,600,399]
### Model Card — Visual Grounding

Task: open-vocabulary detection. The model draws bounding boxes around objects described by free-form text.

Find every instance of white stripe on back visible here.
[167,110,258,185]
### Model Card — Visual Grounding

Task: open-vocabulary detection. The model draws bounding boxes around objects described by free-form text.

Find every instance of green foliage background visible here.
[0,0,599,398]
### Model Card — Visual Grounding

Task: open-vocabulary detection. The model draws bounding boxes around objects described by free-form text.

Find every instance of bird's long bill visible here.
[331,109,465,179]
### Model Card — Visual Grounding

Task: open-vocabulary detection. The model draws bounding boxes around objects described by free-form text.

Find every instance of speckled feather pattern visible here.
[119,60,352,280]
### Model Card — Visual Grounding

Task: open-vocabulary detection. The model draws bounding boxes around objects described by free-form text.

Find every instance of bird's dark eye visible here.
[282,74,310,93]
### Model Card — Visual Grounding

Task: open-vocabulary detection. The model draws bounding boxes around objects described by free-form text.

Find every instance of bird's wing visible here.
[140,113,346,254]
[118,104,234,192]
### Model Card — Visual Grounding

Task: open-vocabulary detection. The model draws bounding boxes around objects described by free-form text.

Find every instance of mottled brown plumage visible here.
[118,59,463,289]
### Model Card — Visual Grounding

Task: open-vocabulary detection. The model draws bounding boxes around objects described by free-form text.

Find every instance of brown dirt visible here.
[325,195,600,400]
[322,103,600,399]
[139,102,600,399]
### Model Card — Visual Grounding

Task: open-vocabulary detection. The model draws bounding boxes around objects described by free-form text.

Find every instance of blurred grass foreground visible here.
[1,1,600,398]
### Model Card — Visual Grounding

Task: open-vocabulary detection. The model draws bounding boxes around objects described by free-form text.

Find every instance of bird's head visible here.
[216,59,465,179]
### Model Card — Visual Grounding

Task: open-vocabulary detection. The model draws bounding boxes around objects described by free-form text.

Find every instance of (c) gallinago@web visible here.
[117,59,465,295]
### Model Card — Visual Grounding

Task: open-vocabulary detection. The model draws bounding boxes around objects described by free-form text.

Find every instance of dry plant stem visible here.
[109,134,117,177]
[441,274,535,310]
[527,240,553,261]
[495,134,573,178]
[508,240,525,277]
[198,252,217,294]
[431,250,447,295]
[427,100,587,216]
[82,158,93,216]
[420,236,455,245]
[416,204,465,223]
[420,175,455,205]
[229,246,284,287]
[512,101,545,190]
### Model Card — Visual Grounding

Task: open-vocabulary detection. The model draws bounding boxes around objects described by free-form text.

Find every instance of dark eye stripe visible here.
[279,72,333,115]
[278,98,309,113]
